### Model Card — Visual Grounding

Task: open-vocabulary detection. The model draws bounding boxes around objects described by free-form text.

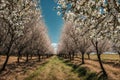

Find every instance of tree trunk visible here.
[119,54,120,62]
[0,52,1,59]
[0,40,13,73]
[95,41,107,77]
[47,54,49,58]
[38,54,41,61]
[87,54,90,60]
[17,51,21,63]
[0,54,9,72]
[81,53,85,64]
[30,54,32,60]
[97,54,107,77]
[72,52,74,60]
[69,52,72,61]
[26,53,29,62]
[118,52,120,61]
[42,54,44,59]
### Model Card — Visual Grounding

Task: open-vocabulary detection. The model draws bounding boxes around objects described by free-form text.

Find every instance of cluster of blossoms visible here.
[0,0,41,37]
[56,0,120,53]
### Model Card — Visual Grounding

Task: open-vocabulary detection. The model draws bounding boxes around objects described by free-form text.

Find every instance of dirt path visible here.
[25,56,80,80]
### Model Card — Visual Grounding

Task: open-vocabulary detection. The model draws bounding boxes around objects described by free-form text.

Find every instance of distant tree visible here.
[77,37,91,64]
[58,22,91,64]
[86,46,94,60]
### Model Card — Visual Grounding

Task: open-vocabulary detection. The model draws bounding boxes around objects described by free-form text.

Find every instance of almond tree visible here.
[63,22,77,60]
[86,46,94,60]
[77,37,91,64]
[57,22,76,60]
[56,0,120,77]
[0,0,41,72]
[58,22,91,63]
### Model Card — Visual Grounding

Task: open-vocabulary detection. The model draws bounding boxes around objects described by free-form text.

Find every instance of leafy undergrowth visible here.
[25,56,80,80]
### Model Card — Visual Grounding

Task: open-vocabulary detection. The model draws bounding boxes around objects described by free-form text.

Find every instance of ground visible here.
[25,56,80,80]
[69,54,120,80]
[0,54,120,80]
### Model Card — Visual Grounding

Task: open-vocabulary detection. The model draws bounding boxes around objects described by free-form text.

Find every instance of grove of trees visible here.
[0,0,53,73]
[56,0,120,78]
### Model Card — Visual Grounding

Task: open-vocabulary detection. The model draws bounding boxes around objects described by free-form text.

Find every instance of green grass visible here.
[24,56,80,80]
[25,56,113,80]
[63,58,108,80]
[24,61,48,80]
[74,67,107,80]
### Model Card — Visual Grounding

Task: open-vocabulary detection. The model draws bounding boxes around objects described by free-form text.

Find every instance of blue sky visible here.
[40,0,63,43]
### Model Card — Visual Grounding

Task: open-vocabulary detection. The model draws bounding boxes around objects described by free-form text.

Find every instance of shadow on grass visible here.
[0,58,49,80]
[24,61,49,80]
[58,57,74,67]
[61,58,108,80]
[97,71,108,80]
[75,66,107,80]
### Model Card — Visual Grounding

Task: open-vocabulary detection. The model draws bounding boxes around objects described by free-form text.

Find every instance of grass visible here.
[74,67,107,80]
[65,54,120,80]
[1,55,119,80]
[25,56,80,80]
[24,61,48,80]
[0,56,50,80]
[84,54,119,61]
[63,58,108,80]
[76,67,97,80]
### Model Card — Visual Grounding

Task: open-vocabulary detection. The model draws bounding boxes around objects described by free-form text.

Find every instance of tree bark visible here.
[69,52,72,61]
[30,54,32,60]
[118,52,120,61]
[17,51,21,63]
[87,54,90,60]
[38,54,41,61]
[26,53,29,62]
[97,53,107,77]
[95,41,107,77]
[0,40,13,73]
[72,52,74,60]
[81,53,85,64]
[0,54,9,72]
[47,54,49,58]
